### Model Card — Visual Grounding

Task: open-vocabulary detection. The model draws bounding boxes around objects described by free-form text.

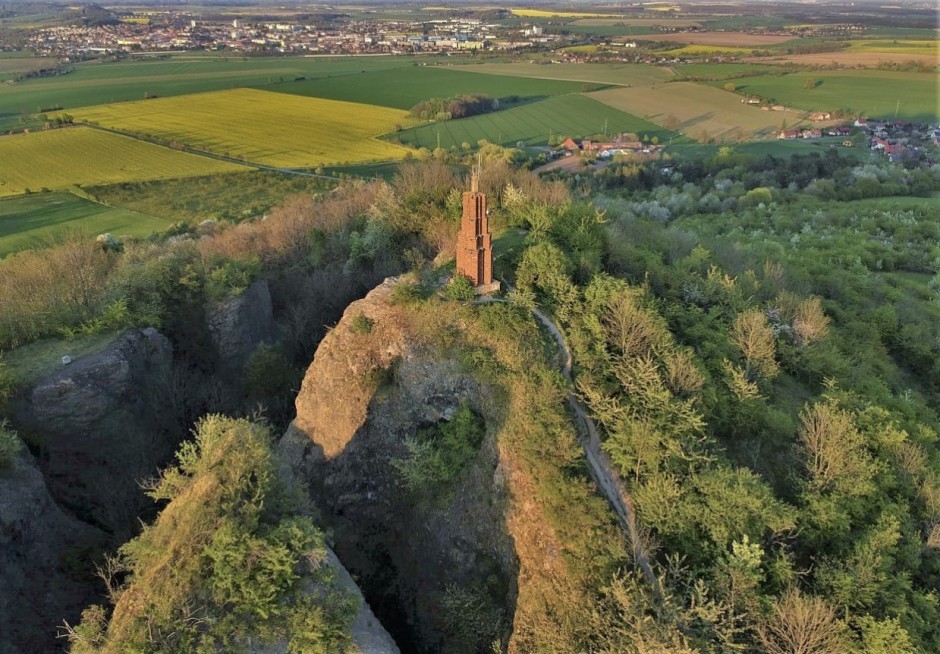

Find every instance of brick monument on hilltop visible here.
[455,169,499,294]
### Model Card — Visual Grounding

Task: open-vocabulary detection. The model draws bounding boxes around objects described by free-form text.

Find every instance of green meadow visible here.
[394,93,680,150]
[731,70,939,121]
[0,191,170,256]
[273,66,601,109]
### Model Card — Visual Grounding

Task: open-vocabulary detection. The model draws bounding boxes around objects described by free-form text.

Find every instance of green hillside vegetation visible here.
[504,147,940,652]
[731,70,939,121]
[65,415,359,653]
[0,191,171,256]
[85,171,335,224]
[274,66,599,109]
[394,93,679,149]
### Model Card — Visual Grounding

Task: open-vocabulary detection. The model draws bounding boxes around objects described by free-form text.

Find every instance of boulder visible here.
[207,280,275,365]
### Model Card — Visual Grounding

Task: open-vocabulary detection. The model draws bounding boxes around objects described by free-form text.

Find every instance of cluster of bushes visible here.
[509,149,940,651]
[409,93,497,122]
[65,415,359,653]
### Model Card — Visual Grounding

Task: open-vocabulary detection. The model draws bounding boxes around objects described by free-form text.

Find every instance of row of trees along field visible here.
[502,147,940,652]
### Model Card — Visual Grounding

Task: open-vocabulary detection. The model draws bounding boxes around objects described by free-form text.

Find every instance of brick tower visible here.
[456,170,496,290]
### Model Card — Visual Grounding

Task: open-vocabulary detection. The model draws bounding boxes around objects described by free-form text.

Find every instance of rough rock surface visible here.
[0,450,102,654]
[207,279,275,364]
[13,328,177,538]
[281,278,517,652]
[247,547,400,654]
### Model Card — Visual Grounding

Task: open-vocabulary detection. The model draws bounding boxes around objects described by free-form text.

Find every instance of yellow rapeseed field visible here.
[0,127,247,197]
[63,88,417,168]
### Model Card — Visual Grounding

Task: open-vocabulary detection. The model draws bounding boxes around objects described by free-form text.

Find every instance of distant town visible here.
[21,10,566,58]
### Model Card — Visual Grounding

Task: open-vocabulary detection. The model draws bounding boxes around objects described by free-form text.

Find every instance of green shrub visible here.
[66,416,359,652]
[390,281,424,306]
[0,421,23,472]
[349,314,374,334]
[0,362,15,408]
[393,402,485,493]
[445,274,476,301]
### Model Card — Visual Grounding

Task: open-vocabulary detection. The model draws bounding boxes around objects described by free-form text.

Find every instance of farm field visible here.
[0,127,246,197]
[394,93,680,150]
[730,70,939,121]
[589,82,807,142]
[674,63,786,79]
[509,8,613,18]
[455,62,673,87]
[0,54,434,132]
[62,88,416,168]
[571,17,703,27]
[662,45,767,56]
[0,191,171,256]
[274,66,600,109]
[748,52,937,68]
[631,32,795,46]
[0,54,57,81]
[847,39,938,56]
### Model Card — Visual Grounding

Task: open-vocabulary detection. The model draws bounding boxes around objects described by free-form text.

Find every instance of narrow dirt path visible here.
[478,290,656,583]
[528,306,657,585]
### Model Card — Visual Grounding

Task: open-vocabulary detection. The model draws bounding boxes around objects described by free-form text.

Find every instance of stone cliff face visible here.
[13,328,177,539]
[0,450,103,654]
[207,279,276,365]
[281,279,518,653]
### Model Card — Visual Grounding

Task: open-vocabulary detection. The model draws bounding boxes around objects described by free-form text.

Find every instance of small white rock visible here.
[61,355,72,366]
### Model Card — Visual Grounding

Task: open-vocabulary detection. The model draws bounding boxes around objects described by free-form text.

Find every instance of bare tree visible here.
[757,589,848,654]
[730,308,779,381]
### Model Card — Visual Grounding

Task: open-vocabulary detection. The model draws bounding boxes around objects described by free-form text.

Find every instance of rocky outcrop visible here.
[207,280,275,365]
[0,450,103,654]
[13,328,177,539]
[281,279,517,653]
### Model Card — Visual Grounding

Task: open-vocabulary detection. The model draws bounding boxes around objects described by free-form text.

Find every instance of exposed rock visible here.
[247,547,400,654]
[281,278,517,653]
[207,280,275,365]
[0,450,103,654]
[13,328,177,539]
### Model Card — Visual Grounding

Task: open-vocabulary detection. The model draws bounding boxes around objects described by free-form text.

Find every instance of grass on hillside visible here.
[0,127,247,197]
[731,70,939,121]
[62,88,417,168]
[589,82,807,142]
[0,191,171,256]
[394,93,680,150]
[0,330,120,386]
[273,66,600,110]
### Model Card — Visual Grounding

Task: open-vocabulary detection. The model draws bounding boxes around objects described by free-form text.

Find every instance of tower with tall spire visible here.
[455,167,497,292]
